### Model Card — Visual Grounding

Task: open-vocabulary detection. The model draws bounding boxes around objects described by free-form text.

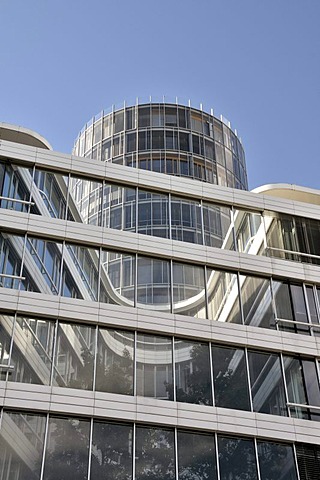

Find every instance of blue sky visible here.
[0,0,319,190]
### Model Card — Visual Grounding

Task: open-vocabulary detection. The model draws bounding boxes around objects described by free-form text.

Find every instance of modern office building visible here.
[0,101,320,479]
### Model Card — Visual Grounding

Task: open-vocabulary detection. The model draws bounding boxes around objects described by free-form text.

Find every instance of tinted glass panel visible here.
[138,190,169,238]
[239,275,274,329]
[91,421,132,480]
[136,333,173,400]
[177,430,217,480]
[0,411,46,480]
[0,313,14,380]
[10,316,55,385]
[53,322,95,390]
[43,416,90,480]
[175,338,212,405]
[212,345,250,411]
[218,436,258,480]
[248,351,287,416]
[207,269,241,324]
[96,328,134,395]
[258,441,297,480]
[172,263,206,318]
[135,426,175,480]
[137,256,170,309]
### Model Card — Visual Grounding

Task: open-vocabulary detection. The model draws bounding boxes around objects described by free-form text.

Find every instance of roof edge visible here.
[0,123,52,150]
[252,183,320,206]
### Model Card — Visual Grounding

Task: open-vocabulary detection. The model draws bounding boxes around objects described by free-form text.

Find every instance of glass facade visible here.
[2,313,320,421]
[0,411,308,480]
[1,113,320,480]
[73,103,247,191]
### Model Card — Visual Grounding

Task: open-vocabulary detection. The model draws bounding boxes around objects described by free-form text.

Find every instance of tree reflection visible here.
[96,345,133,395]
[135,427,175,480]
[168,342,212,405]
[43,417,90,480]
[91,422,132,480]
[218,436,258,480]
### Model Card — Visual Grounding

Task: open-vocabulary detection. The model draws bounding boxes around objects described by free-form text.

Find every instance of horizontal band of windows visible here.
[0,408,303,480]
[2,315,320,423]
[1,146,320,222]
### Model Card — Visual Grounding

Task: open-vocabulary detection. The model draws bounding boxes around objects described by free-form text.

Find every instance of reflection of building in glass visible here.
[0,102,320,479]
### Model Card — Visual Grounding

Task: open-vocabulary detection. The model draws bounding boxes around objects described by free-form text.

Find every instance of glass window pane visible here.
[10,316,55,385]
[96,328,134,395]
[0,313,14,380]
[136,333,173,400]
[0,164,36,214]
[207,269,241,324]
[248,351,287,416]
[257,441,298,480]
[239,274,274,329]
[285,356,320,421]
[171,197,203,244]
[26,237,62,295]
[177,430,217,480]
[91,421,133,479]
[69,176,102,226]
[0,410,46,480]
[172,263,206,318]
[43,416,90,480]
[0,233,25,290]
[175,338,212,405]
[135,426,175,480]
[234,209,263,254]
[101,251,135,306]
[137,256,170,310]
[33,169,69,219]
[212,345,250,411]
[64,244,99,301]
[53,322,95,390]
[218,436,258,480]
[138,190,169,239]
[202,203,232,248]
[296,443,320,480]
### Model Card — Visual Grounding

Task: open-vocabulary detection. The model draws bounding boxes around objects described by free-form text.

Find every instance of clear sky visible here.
[1,0,319,190]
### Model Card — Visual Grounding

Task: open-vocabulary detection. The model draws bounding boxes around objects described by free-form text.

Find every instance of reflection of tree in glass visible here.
[43,417,90,480]
[178,431,217,480]
[258,441,297,480]
[91,422,132,480]
[213,346,250,411]
[96,345,133,395]
[135,427,175,480]
[67,348,94,390]
[167,343,212,405]
[218,436,258,480]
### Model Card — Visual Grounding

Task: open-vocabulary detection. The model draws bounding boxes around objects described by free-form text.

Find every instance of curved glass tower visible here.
[73,102,247,190]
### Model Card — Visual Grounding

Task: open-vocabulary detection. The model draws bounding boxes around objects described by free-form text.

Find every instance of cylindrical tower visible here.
[73,101,247,190]
[71,101,248,314]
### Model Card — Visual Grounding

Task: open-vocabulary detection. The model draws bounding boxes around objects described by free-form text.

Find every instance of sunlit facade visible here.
[0,104,320,479]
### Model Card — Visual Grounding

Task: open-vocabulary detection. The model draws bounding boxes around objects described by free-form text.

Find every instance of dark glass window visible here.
[179,132,190,152]
[0,411,46,480]
[91,421,133,480]
[212,345,250,411]
[135,426,175,480]
[175,338,212,405]
[248,351,287,416]
[296,443,320,480]
[165,106,178,127]
[218,436,258,480]
[177,430,217,480]
[96,328,134,395]
[138,106,150,127]
[257,441,298,480]
[152,130,165,150]
[43,416,90,480]
[53,322,95,390]
[126,132,136,152]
